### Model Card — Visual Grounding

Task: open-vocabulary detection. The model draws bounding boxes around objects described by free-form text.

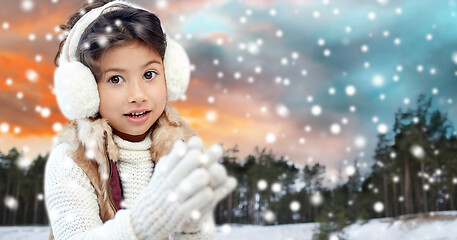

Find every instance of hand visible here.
[130,139,214,240]
[177,136,237,234]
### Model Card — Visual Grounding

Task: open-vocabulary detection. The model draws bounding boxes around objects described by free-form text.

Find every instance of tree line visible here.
[0,95,456,240]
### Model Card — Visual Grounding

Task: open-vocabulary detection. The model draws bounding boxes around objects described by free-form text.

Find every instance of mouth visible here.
[124,110,151,124]
[124,111,150,118]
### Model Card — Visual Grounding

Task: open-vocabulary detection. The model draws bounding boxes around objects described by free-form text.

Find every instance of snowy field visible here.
[1,211,456,240]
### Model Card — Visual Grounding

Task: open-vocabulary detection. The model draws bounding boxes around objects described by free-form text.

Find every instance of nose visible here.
[127,79,148,104]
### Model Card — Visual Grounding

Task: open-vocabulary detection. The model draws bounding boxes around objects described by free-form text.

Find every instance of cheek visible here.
[158,83,168,106]
[152,78,167,104]
[97,89,117,116]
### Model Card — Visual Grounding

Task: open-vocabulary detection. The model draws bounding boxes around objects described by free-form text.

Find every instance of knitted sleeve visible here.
[44,143,138,240]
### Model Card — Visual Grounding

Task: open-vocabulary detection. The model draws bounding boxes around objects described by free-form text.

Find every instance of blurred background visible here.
[1,0,457,239]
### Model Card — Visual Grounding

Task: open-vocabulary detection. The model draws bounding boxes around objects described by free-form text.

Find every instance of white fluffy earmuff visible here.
[54,0,191,120]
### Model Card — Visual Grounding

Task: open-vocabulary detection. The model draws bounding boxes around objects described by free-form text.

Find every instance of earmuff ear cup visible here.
[54,61,100,120]
[164,36,190,101]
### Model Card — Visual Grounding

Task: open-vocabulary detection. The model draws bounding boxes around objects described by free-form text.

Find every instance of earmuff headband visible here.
[55,0,190,120]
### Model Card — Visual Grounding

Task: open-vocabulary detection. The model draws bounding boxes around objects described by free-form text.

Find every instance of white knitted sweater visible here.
[45,133,216,240]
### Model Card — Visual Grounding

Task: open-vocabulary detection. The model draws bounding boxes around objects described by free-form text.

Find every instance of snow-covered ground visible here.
[1,211,456,240]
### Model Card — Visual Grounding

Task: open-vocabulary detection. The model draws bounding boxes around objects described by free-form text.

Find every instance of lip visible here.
[124,110,151,124]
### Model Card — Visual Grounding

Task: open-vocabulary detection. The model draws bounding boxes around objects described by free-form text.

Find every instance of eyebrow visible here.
[103,60,161,74]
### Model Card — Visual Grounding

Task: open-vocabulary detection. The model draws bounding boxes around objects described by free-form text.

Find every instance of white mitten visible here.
[129,140,214,240]
[177,137,238,234]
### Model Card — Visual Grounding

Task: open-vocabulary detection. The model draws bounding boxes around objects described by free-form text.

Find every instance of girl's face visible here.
[97,40,167,142]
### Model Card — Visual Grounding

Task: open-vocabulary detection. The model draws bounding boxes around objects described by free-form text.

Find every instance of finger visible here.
[155,140,186,175]
[213,177,237,203]
[202,144,223,167]
[187,136,205,151]
[208,162,227,188]
[198,177,237,217]
[176,168,210,202]
[167,149,202,188]
[181,187,213,216]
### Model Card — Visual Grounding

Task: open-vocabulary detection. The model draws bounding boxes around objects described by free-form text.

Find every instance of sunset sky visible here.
[1,0,457,185]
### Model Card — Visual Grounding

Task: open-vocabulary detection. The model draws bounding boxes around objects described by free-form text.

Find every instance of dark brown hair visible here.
[55,0,167,81]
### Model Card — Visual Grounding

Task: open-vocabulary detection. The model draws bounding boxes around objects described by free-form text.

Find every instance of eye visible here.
[108,75,124,84]
[143,71,157,80]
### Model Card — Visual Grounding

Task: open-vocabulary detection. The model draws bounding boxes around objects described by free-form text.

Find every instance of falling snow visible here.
[1,3,457,232]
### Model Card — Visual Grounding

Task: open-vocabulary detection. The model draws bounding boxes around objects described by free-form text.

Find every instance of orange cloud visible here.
[0,50,67,136]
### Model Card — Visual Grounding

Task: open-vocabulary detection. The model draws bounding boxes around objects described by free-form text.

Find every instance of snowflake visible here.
[354,136,366,148]
[377,123,388,134]
[394,38,401,45]
[257,179,268,191]
[262,210,275,223]
[13,127,21,134]
[221,224,231,234]
[28,33,36,41]
[290,201,300,212]
[330,124,341,134]
[411,145,425,159]
[426,34,433,41]
[4,196,19,210]
[266,133,276,143]
[271,182,281,193]
[276,104,289,118]
[206,111,217,122]
[0,123,9,133]
[276,30,283,38]
[41,107,51,118]
[269,9,277,16]
[372,75,384,86]
[374,202,384,212]
[310,191,323,206]
[452,52,457,65]
[368,12,376,20]
[35,55,42,62]
[311,105,322,116]
[393,176,400,182]
[346,165,356,176]
[2,22,9,30]
[156,0,168,9]
[26,69,39,82]
[323,49,331,57]
[45,33,53,41]
[189,209,201,221]
[345,85,356,96]
[21,0,34,12]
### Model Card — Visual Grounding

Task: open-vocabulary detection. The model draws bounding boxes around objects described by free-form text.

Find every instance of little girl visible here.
[44,0,236,239]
